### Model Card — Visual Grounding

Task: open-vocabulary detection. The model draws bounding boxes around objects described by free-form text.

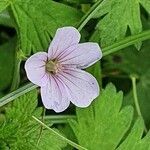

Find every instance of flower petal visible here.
[48,27,80,59]
[58,68,99,107]
[41,75,70,112]
[25,52,48,86]
[59,42,102,69]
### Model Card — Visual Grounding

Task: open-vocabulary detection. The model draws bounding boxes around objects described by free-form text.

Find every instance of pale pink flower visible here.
[25,27,102,112]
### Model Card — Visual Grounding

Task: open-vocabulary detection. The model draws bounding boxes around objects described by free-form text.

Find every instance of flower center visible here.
[46,59,60,74]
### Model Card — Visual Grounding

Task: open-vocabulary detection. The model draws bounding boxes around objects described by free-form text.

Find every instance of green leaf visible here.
[5,89,39,120]
[36,130,67,150]
[91,0,150,48]
[0,38,16,91]
[6,0,82,55]
[59,124,76,150]
[69,84,134,150]
[104,40,150,128]
[0,1,9,12]
[63,0,94,4]
[104,40,150,75]
[0,89,66,150]
[117,118,150,150]
[140,0,150,14]
[125,72,150,128]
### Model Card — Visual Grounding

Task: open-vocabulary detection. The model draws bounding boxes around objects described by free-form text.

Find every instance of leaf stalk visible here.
[131,75,148,133]
[32,116,88,150]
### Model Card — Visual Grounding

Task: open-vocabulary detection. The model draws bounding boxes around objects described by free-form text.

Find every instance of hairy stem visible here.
[10,57,21,91]
[0,83,37,107]
[103,30,150,56]
[37,107,46,145]
[77,0,103,31]
[131,76,148,133]
[44,115,76,124]
[32,116,88,150]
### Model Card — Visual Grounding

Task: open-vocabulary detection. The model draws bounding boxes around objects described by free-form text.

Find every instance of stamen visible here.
[46,60,60,74]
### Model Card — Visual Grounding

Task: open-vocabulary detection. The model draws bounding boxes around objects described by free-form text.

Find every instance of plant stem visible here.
[44,115,76,124]
[32,116,88,150]
[10,57,21,91]
[131,76,148,133]
[37,107,46,145]
[103,30,150,56]
[0,83,37,107]
[77,0,103,31]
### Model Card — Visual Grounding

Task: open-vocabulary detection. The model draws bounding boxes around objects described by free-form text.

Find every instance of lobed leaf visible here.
[104,39,150,128]
[69,84,134,150]
[0,89,67,150]
[7,0,82,55]
[91,0,150,48]
[0,1,9,12]
[117,118,150,150]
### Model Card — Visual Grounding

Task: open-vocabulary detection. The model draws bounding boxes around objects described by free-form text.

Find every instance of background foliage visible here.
[0,0,150,149]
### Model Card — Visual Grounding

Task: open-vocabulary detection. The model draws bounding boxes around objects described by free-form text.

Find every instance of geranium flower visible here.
[25,27,102,112]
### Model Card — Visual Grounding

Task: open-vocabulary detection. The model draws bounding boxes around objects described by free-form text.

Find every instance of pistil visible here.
[46,60,60,74]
